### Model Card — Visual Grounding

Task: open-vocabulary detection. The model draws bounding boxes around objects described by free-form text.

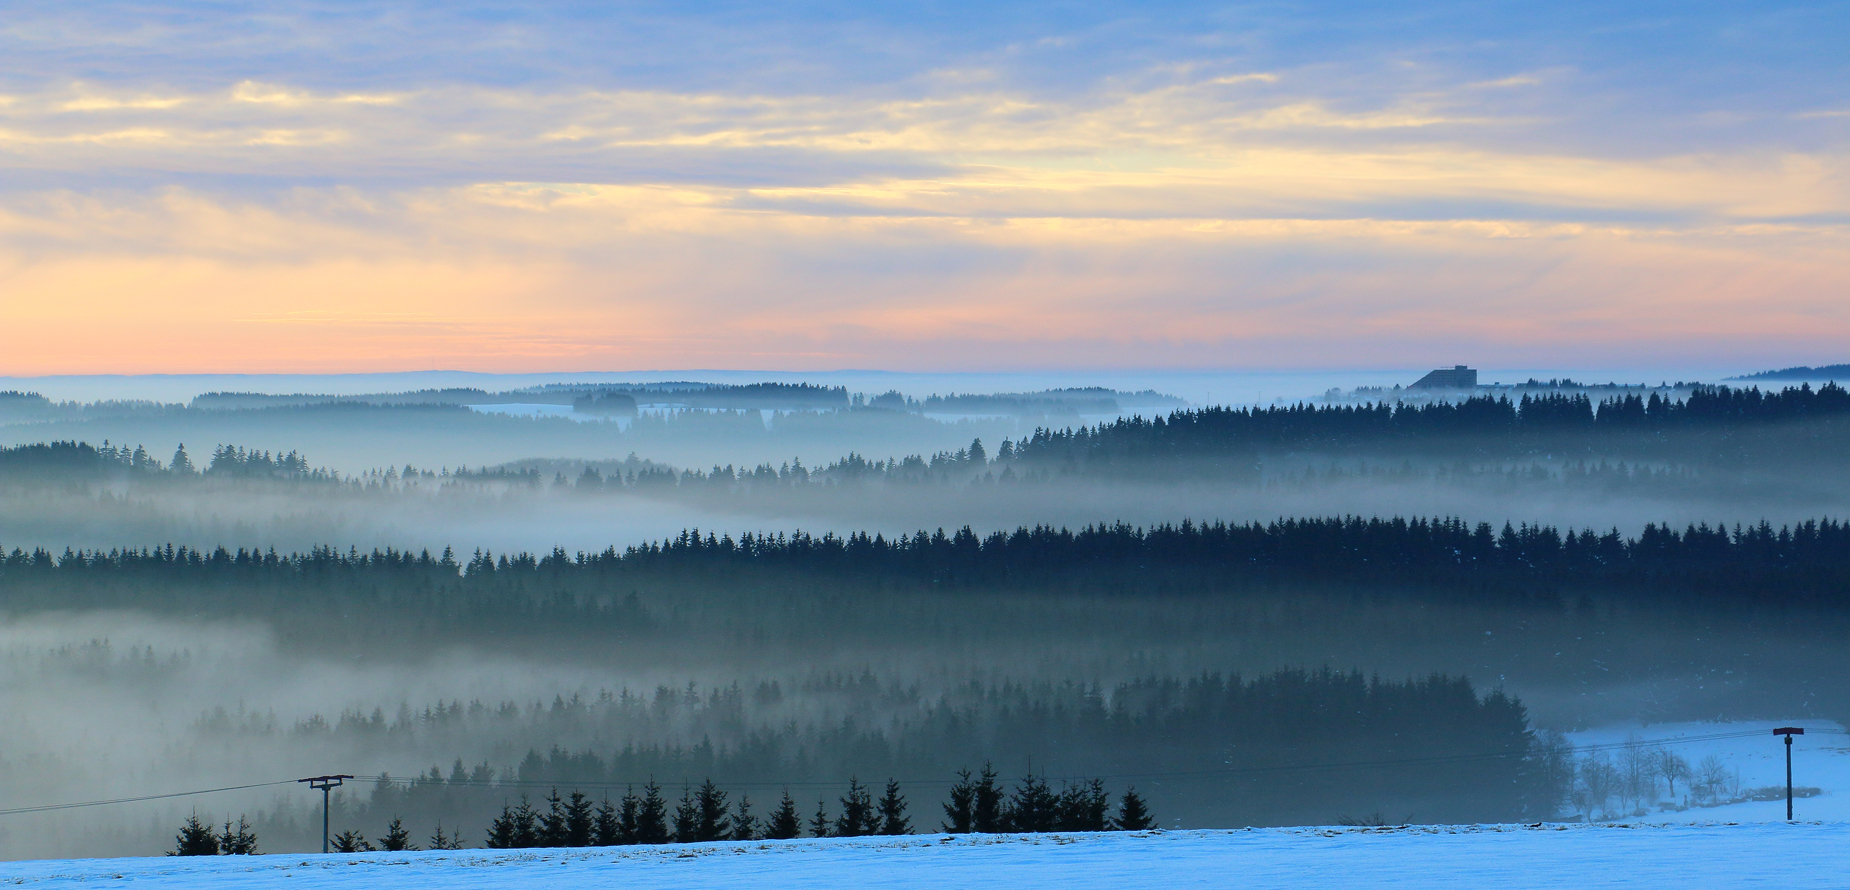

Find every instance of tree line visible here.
[206,668,1537,845]
[169,814,259,856]
[471,772,1149,849]
[998,383,1850,474]
[180,772,1154,855]
[7,383,1847,492]
[11,516,1850,615]
[1523,732,1793,822]
[0,441,327,481]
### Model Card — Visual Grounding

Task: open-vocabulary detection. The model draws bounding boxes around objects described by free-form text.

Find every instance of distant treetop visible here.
[1732,364,1850,381]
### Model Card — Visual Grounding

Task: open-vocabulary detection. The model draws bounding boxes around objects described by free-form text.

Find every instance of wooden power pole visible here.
[1773,727,1804,821]
[298,775,354,852]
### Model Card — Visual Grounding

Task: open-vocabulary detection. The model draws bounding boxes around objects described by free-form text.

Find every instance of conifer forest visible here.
[0,377,1847,856]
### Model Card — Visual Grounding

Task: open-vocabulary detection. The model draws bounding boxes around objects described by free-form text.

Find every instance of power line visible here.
[0,727,1840,817]
[0,780,300,817]
[299,775,354,854]
[353,727,1850,791]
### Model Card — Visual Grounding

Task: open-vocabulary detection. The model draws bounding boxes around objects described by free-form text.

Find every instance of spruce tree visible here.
[486,797,541,848]
[694,779,731,842]
[635,782,670,844]
[674,785,699,843]
[485,804,519,849]
[429,821,465,850]
[332,830,374,853]
[942,769,975,833]
[730,794,758,841]
[764,791,802,840]
[514,797,540,846]
[565,791,595,847]
[594,797,621,846]
[170,813,219,856]
[380,817,415,851]
[972,764,1005,833]
[1006,774,1059,832]
[1057,779,1111,832]
[809,799,832,838]
[218,815,258,854]
[617,787,645,844]
[834,777,877,837]
[538,789,569,846]
[1113,787,1154,831]
[877,779,910,835]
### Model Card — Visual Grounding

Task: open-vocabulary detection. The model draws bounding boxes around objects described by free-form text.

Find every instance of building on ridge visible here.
[1410,365,1478,389]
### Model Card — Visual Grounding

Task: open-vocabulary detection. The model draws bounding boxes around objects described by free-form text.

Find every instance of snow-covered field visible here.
[3,719,1842,887]
[1565,720,1850,822]
[3,824,1847,889]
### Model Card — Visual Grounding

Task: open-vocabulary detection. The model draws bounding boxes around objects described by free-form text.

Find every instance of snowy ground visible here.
[1565,720,1850,822]
[3,824,1847,889]
[4,719,1841,886]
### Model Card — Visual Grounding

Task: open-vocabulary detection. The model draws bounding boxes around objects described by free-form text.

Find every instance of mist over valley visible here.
[1,368,1847,859]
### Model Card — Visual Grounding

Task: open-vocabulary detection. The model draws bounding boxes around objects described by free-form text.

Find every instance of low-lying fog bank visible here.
[2,462,1845,557]
[4,513,1849,858]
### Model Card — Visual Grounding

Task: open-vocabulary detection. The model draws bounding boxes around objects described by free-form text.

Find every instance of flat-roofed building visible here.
[1410,365,1478,389]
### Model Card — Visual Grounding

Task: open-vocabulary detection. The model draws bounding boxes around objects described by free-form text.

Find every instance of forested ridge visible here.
[7,384,1847,490]
[1003,383,1850,471]
[5,385,1848,854]
[0,441,324,479]
[202,667,1538,845]
[8,516,1850,617]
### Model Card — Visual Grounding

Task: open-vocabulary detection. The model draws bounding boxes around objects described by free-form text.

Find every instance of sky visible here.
[0,0,1846,375]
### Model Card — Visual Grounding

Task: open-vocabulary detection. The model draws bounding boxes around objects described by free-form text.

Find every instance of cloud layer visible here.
[0,0,1845,373]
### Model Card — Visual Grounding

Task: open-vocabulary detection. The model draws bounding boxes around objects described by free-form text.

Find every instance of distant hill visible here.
[1732,364,1850,381]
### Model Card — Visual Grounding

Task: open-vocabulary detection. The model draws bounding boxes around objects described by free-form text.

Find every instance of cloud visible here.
[229,80,400,107]
[1,182,1845,374]
[61,95,189,112]
[2,76,1842,227]
[15,78,1405,163]
[0,0,1841,375]
[1466,76,1542,90]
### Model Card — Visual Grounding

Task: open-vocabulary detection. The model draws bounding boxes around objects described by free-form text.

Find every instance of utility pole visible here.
[1773,727,1804,821]
[298,775,354,852]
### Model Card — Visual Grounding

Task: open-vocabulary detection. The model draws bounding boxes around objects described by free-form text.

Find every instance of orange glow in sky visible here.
[2,4,1846,373]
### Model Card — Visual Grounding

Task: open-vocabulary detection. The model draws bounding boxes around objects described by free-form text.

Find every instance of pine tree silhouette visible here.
[332,830,374,852]
[539,789,568,846]
[1113,787,1154,830]
[380,817,415,851]
[764,791,802,840]
[485,797,540,848]
[615,787,644,845]
[694,779,731,841]
[1057,780,1111,831]
[169,813,218,856]
[943,769,975,833]
[593,797,621,846]
[635,782,670,844]
[218,815,258,854]
[973,764,1005,833]
[877,779,910,835]
[809,799,832,838]
[730,793,758,840]
[674,785,699,843]
[428,821,465,850]
[834,777,876,837]
[565,791,595,847]
[1006,773,1059,832]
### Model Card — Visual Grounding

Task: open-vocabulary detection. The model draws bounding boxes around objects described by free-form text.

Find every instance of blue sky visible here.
[0,1,1845,372]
